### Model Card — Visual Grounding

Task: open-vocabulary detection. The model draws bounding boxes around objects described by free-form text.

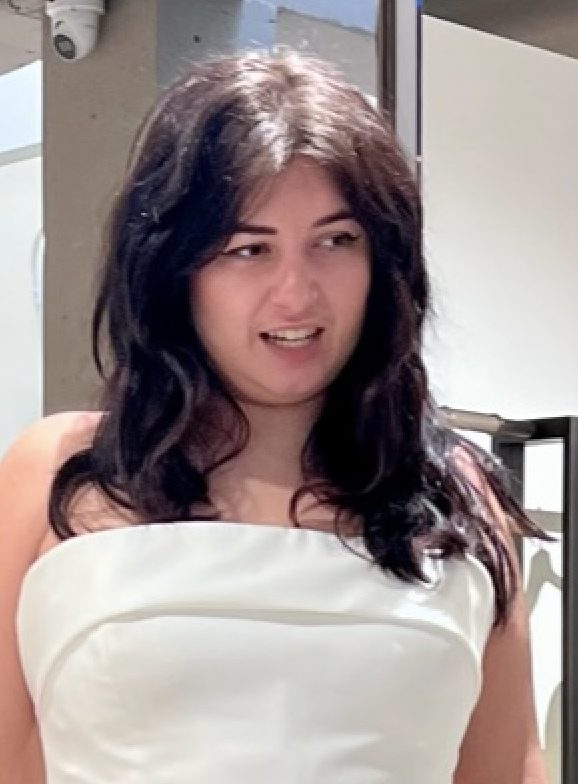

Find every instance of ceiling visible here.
[0,0,576,80]
[0,0,41,75]
[425,0,578,60]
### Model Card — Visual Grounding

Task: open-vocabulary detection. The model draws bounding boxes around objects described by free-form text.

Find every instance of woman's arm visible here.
[453,588,548,783]
[0,420,53,784]
[0,413,96,784]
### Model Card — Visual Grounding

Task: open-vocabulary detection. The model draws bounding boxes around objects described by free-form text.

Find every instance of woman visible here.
[0,50,548,783]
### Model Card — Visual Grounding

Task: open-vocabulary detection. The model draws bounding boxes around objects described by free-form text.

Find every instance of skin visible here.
[191,158,371,412]
[190,158,371,523]
[0,158,548,782]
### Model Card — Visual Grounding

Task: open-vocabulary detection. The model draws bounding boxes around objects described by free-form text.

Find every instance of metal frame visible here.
[442,407,577,784]
[493,416,578,784]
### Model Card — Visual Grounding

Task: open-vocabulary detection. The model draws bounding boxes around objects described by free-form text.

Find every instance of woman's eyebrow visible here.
[312,209,355,228]
[233,209,355,235]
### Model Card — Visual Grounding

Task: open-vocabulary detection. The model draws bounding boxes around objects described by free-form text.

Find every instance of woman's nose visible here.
[269,258,319,313]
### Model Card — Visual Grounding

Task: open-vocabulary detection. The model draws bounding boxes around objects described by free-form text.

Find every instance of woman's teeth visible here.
[262,328,321,347]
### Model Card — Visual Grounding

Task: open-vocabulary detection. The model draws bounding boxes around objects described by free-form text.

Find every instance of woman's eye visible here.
[222,242,268,259]
[319,232,360,249]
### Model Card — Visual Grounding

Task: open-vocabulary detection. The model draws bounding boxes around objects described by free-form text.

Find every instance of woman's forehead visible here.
[238,158,348,220]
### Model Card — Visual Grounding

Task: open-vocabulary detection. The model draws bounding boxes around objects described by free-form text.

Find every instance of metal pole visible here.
[376,0,395,115]
[562,418,578,784]
[440,406,536,440]
[395,0,421,177]
[377,0,421,178]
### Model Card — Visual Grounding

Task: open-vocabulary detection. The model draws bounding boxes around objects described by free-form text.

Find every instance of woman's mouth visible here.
[260,327,324,348]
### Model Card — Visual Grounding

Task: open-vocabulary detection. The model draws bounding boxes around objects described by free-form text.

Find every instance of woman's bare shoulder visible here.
[0,411,103,536]
[12,410,102,461]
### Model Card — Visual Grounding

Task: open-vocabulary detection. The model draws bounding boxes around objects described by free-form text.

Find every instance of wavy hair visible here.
[49,50,544,624]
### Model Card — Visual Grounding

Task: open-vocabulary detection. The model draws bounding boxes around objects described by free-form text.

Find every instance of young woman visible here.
[0,50,548,784]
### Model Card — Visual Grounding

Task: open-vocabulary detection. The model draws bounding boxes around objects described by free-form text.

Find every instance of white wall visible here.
[0,56,42,456]
[0,60,41,155]
[422,18,578,783]
[0,155,43,455]
[423,18,578,419]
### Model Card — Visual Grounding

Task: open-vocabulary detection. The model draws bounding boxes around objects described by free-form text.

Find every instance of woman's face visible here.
[190,158,371,409]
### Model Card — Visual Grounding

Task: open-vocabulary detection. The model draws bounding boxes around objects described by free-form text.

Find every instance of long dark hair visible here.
[49,50,544,624]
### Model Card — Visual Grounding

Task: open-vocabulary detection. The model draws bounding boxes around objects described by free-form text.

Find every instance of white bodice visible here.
[17,522,494,784]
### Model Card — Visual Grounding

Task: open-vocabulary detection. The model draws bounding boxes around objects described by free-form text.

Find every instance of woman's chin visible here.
[236,385,326,411]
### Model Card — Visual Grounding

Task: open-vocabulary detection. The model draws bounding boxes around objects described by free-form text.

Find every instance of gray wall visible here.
[43,0,157,412]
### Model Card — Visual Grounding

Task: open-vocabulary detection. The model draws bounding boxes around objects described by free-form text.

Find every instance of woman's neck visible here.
[206,398,324,526]
[236,398,321,483]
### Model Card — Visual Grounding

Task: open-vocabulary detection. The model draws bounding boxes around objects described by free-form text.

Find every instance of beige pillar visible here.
[43,0,157,413]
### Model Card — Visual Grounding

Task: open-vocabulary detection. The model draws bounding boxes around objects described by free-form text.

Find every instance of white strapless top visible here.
[17,522,494,784]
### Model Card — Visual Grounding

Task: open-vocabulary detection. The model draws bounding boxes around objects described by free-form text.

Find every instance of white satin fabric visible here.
[17,522,494,784]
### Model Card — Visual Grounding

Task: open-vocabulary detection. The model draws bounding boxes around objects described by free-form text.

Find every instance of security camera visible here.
[45,0,105,62]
